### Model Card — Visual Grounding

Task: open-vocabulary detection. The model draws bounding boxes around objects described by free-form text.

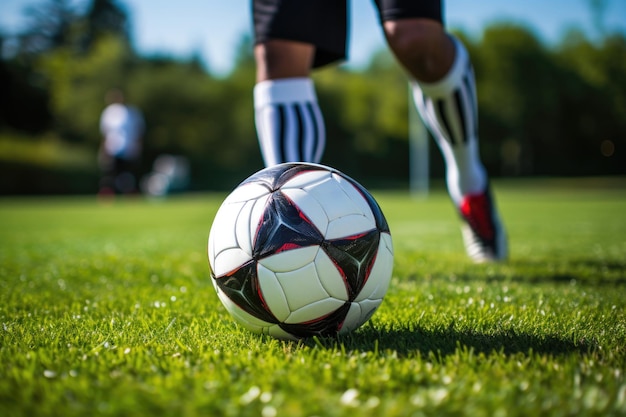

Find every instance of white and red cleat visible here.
[458,188,508,263]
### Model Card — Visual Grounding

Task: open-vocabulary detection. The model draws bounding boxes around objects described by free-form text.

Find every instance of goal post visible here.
[408,83,429,198]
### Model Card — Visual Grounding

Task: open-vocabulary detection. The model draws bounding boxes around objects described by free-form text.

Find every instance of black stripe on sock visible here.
[294,103,305,161]
[454,89,468,144]
[463,72,478,138]
[305,102,318,162]
[436,98,456,145]
[276,104,286,163]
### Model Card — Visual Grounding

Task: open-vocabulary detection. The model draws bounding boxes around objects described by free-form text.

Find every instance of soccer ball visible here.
[207,163,393,340]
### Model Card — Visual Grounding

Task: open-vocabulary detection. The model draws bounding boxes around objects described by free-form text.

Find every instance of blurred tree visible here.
[16,0,80,56]
[127,46,260,189]
[2,1,625,195]
[473,24,562,175]
[81,0,131,50]
[0,0,132,136]
[586,0,609,38]
[313,49,410,181]
[555,31,626,174]
[0,44,51,133]
[0,0,80,134]
[13,0,130,56]
[38,35,136,143]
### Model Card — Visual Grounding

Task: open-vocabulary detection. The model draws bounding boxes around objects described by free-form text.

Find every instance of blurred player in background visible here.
[98,89,145,196]
[251,0,508,263]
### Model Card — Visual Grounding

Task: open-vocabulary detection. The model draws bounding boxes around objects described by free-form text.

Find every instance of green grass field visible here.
[1,177,625,417]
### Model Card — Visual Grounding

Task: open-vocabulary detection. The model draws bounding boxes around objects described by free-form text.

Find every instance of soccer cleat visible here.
[458,188,507,263]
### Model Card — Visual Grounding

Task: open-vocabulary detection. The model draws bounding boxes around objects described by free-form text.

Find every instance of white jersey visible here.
[100,103,144,159]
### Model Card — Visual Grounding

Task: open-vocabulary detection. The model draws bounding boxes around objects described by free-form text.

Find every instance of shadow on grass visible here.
[307,325,594,358]
[450,257,626,287]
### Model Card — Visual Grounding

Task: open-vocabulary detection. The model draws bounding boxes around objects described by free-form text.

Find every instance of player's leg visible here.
[97,151,116,195]
[254,41,325,166]
[377,0,507,262]
[395,26,486,205]
[252,0,348,167]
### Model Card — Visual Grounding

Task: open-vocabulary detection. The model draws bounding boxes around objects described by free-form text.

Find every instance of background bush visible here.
[1,0,624,194]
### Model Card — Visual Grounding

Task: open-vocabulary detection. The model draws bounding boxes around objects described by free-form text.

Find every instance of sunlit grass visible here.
[1,178,625,416]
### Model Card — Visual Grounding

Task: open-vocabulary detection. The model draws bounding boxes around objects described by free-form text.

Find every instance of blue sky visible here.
[1,0,625,75]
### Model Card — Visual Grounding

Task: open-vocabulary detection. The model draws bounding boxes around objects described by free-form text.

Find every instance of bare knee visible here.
[383,19,455,82]
[255,40,315,82]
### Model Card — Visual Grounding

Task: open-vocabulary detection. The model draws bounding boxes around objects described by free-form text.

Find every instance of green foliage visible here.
[553,32,626,173]
[0,132,92,168]
[0,132,97,194]
[314,60,410,178]
[0,57,52,133]
[471,25,561,175]
[83,0,131,48]
[127,57,260,189]
[1,0,625,194]
[14,0,81,56]
[39,35,136,143]
[0,179,625,416]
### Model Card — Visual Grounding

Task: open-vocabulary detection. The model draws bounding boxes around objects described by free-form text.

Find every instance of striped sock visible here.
[412,37,487,205]
[254,77,325,167]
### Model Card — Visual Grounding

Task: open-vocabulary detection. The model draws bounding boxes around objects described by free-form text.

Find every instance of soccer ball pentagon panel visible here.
[208,163,393,340]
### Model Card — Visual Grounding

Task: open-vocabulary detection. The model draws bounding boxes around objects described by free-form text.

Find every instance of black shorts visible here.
[253,0,443,68]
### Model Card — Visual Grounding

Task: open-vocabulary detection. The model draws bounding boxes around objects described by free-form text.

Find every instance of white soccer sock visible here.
[412,37,487,206]
[254,77,326,167]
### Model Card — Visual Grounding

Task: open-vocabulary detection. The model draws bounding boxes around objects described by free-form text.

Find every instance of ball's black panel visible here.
[323,229,381,300]
[254,191,324,259]
[213,260,278,324]
[279,302,352,338]
[241,163,329,191]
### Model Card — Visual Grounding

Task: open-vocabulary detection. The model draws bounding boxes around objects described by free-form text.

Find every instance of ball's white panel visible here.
[276,261,331,312]
[257,264,290,322]
[326,215,375,240]
[281,187,329,233]
[314,250,349,300]
[281,169,331,189]
[354,232,394,302]
[259,246,319,273]
[209,200,244,258]
[260,248,336,314]
[286,298,346,324]
[224,182,271,204]
[339,299,382,334]
[230,194,269,255]
[234,199,257,257]
[211,247,253,277]
[292,174,375,239]
[332,173,376,223]
[306,177,361,222]
[258,247,349,322]
[209,187,270,277]
[209,200,255,276]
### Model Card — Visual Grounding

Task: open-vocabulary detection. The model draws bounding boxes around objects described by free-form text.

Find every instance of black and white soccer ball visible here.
[208,163,393,340]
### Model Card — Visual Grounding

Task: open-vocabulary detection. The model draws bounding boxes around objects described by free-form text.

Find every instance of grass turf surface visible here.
[0,177,625,416]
